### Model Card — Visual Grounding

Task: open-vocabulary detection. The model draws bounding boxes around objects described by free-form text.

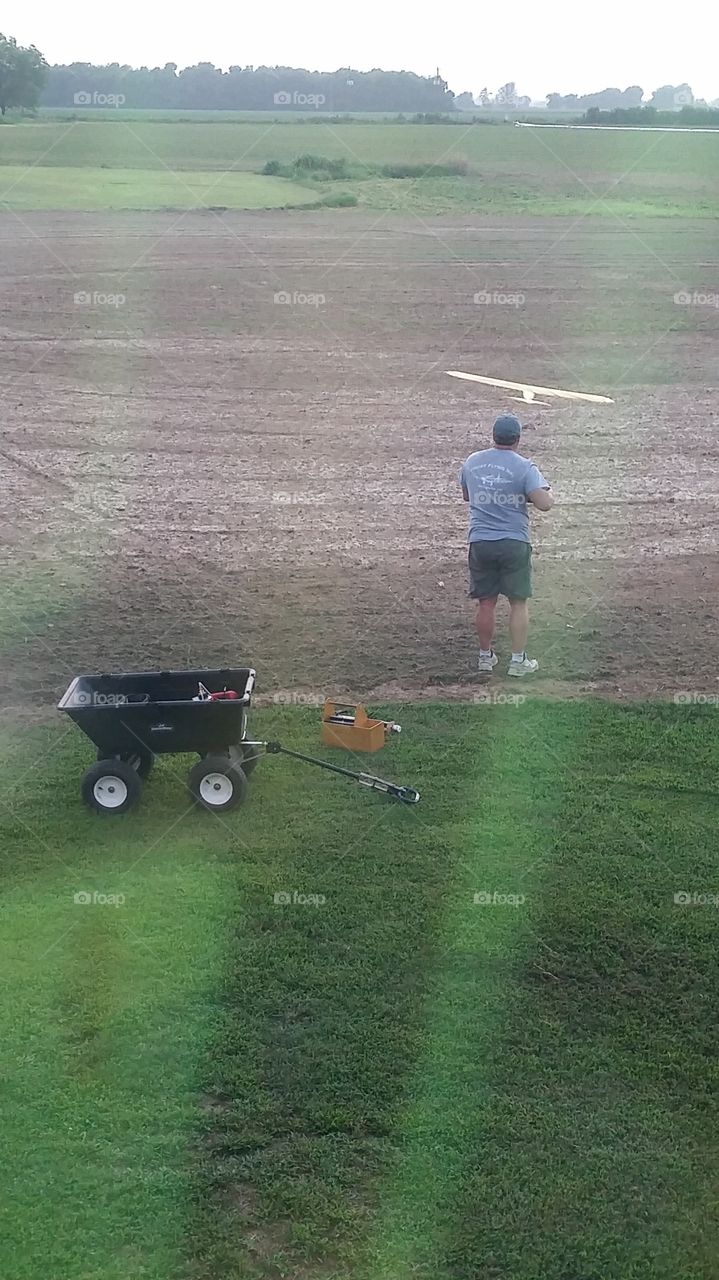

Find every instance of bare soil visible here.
[1,210,718,709]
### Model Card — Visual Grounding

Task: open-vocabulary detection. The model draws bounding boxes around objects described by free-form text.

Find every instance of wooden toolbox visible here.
[321,700,399,753]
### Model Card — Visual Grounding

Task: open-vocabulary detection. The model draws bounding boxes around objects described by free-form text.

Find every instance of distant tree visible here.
[516,94,532,108]
[650,82,694,109]
[0,33,47,115]
[673,82,694,107]
[649,84,675,108]
[549,86,644,111]
[454,90,475,109]
[581,87,624,109]
[547,92,579,109]
[495,81,518,106]
[477,86,492,106]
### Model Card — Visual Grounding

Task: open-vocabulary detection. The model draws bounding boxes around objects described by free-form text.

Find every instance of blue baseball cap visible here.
[492,413,522,445]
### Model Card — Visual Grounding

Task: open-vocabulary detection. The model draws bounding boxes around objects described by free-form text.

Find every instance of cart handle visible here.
[259,741,420,803]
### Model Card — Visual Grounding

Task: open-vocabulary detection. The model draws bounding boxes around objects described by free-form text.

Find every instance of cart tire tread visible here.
[82,759,142,815]
[188,755,248,812]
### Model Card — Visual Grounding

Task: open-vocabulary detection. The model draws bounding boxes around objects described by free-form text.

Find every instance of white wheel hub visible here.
[94,775,128,809]
[199,771,233,806]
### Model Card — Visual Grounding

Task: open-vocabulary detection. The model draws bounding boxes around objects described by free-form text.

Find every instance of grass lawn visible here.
[0,166,318,211]
[0,119,717,215]
[1,700,717,1278]
[1,118,717,177]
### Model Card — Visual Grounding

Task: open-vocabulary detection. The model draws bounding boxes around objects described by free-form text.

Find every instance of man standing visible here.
[459,413,553,676]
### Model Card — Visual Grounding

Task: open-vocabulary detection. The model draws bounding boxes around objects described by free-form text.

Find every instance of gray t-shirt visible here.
[459,448,548,544]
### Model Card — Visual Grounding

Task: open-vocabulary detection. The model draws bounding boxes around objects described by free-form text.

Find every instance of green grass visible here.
[0,119,717,215]
[1,701,718,1278]
[0,166,318,211]
[0,117,708,173]
[320,174,717,218]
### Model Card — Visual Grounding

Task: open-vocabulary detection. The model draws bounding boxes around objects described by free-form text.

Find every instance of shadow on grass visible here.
[437,703,719,1280]
[185,704,506,1278]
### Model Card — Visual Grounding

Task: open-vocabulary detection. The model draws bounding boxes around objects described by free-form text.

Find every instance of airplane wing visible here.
[446,370,614,405]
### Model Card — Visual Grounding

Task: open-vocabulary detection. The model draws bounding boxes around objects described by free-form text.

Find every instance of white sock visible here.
[479,648,493,658]
[511,651,525,663]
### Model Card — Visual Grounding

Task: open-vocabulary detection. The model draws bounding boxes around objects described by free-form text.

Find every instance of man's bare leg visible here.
[507,598,538,675]
[476,596,498,651]
[508,599,529,653]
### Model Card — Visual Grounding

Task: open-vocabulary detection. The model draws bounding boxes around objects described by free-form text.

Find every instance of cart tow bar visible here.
[263,741,420,804]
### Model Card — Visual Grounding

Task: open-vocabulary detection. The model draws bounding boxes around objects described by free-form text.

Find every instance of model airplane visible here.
[446,370,614,406]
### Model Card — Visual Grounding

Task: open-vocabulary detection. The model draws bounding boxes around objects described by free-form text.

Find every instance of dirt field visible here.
[1,209,718,708]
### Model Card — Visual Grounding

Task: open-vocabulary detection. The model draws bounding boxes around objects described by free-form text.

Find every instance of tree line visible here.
[40,62,455,112]
[584,104,719,127]
[548,83,719,110]
[37,67,719,114]
[1,35,716,117]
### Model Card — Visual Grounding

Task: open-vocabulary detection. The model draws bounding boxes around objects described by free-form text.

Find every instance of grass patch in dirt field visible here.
[1,702,717,1278]
[0,166,318,211]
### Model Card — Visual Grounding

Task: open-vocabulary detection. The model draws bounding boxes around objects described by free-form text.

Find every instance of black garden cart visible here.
[58,667,420,814]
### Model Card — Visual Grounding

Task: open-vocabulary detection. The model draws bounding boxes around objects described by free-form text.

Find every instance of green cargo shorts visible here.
[468,539,533,600]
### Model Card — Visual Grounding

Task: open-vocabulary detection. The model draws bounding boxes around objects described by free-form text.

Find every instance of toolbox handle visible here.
[323,698,373,727]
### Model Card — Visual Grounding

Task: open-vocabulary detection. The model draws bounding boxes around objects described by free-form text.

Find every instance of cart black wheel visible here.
[98,747,154,780]
[188,755,248,812]
[82,759,142,815]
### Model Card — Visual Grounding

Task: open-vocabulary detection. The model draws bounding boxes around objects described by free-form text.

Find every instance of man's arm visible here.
[459,462,469,502]
[527,486,554,512]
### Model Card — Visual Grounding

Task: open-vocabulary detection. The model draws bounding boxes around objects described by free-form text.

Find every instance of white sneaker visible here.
[507,655,539,677]
[477,651,499,673]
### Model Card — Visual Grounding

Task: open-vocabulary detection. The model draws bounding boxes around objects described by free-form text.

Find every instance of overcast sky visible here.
[8,0,717,101]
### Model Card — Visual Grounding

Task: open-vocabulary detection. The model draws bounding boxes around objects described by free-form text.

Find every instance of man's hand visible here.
[527,486,554,512]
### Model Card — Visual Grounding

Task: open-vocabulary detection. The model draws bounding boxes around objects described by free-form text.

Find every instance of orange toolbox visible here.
[321,700,401,753]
